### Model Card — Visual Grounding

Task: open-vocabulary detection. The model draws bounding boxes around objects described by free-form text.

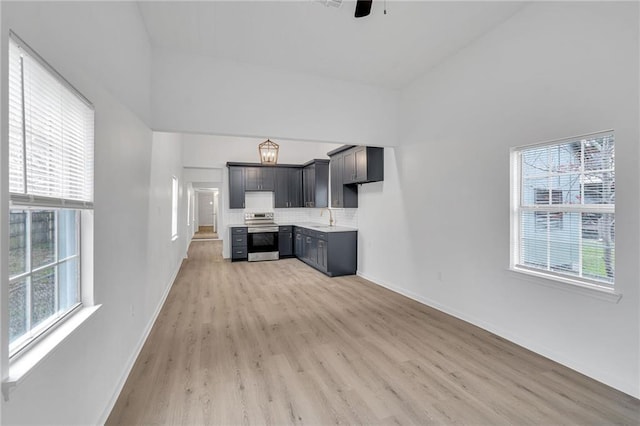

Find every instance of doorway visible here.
[194,189,219,239]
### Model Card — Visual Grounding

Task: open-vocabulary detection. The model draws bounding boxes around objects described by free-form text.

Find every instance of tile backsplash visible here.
[227,207,358,228]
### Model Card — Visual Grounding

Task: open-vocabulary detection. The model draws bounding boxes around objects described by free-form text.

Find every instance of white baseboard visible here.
[96,262,182,425]
[356,271,638,399]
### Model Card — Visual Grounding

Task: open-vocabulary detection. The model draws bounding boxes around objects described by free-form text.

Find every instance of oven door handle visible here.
[247,227,279,233]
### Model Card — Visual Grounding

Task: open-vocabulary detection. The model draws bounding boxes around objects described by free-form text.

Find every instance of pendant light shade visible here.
[259,139,279,165]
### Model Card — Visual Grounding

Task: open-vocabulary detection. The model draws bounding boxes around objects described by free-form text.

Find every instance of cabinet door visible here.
[314,161,329,208]
[260,167,275,191]
[289,168,303,207]
[304,235,316,264]
[275,168,289,208]
[245,167,275,191]
[245,167,261,190]
[343,150,356,184]
[354,146,368,182]
[330,154,343,208]
[303,166,315,207]
[229,167,245,209]
[317,239,328,271]
[279,231,293,256]
[294,230,304,257]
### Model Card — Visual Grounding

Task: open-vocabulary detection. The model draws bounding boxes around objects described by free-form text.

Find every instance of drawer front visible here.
[232,234,247,246]
[279,226,292,233]
[315,232,328,241]
[231,247,248,259]
[231,227,247,235]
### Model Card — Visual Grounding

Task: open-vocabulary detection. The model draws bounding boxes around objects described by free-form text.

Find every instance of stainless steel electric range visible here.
[244,212,279,261]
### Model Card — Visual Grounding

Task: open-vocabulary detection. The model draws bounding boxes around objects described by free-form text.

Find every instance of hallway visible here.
[106,240,639,425]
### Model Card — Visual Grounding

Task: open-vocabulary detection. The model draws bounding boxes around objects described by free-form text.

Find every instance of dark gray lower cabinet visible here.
[294,228,304,258]
[294,226,357,277]
[278,226,294,257]
[230,227,248,261]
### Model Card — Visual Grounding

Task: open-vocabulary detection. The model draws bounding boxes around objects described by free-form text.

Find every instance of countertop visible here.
[228,222,357,233]
[279,222,357,233]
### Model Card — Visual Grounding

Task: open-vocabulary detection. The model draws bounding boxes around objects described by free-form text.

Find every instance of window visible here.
[8,33,94,356]
[511,131,615,286]
[534,189,563,230]
[171,176,178,240]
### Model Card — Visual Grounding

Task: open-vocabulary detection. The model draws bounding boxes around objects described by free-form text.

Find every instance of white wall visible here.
[358,2,639,397]
[0,2,174,424]
[3,2,151,125]
[146,132,186,323]
[182,134,343,168]
[151,49,399,147]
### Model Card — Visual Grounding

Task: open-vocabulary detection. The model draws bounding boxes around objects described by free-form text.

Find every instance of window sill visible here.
[506,267,622,303]
[2,304,102,401]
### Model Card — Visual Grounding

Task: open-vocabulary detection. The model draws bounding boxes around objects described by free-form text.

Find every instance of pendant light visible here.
[259,139,279,165]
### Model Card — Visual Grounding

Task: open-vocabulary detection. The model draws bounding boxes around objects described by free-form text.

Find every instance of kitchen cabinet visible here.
[295,226,356,277]
[230,227,248,261]
[342,146,384,184]
[279,226,294,257]
[329,152,358,208]
[229,166,246,209]
[227,161,327,209]
[245,167,275,191]
[316,239,328,271]
[275,168,303,208]
[302,160,329,208]
[294,227,304,258]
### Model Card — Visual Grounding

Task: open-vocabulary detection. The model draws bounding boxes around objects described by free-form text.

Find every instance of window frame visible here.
[510,131,615,291]
[171,176,179,241]
[8,208,82,357]
[6,32,94,361]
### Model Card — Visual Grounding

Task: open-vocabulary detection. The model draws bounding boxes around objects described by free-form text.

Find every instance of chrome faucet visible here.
[321,208,335,227]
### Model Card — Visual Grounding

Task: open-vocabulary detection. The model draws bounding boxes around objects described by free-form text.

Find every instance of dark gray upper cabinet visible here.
[302,160,329,208]
[342,146,384,184]
[227,161,328,209]
[228,166,245,209]
[245,167,275,191]
[275,167,302,208]
[330,152,358,208]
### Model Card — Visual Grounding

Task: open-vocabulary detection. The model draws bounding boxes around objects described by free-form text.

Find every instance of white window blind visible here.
[511,131,615,286]
[9,34,94,208]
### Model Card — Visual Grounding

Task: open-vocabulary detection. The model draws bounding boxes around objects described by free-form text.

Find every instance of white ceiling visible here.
[137,1,526,89]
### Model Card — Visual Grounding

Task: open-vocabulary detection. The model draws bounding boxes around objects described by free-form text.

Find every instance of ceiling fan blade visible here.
[354,0,372,18]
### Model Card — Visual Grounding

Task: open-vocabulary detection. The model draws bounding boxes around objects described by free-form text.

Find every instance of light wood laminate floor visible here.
[107,240,639,425]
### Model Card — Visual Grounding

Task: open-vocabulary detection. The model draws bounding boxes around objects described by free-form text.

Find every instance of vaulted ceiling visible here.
[136,1,526,89]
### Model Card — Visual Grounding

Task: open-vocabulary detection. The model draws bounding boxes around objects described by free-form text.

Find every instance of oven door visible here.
[247,230,279,261]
